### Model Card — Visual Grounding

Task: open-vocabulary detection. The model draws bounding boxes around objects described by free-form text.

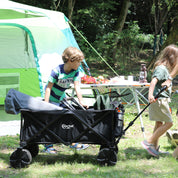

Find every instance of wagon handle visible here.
[116,85,167,144]
[154,85,167,100]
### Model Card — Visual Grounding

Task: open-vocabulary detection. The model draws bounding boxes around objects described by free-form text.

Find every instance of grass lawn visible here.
[0,95,177,177]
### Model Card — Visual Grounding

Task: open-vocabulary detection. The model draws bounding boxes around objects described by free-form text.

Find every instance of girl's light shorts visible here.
[149,98,172,122]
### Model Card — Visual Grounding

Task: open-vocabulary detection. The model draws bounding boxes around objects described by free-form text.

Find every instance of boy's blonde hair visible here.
[154,44,178,72]
[62,47,85,63]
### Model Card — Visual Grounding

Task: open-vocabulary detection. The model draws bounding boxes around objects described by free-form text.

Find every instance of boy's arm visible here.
[74,81,88,108]
[162,64,178,87]
[149,77,158,103]
[44,82,54,102]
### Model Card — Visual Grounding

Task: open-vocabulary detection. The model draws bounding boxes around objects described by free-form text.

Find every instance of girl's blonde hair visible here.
[62,47,84,63]
[154,44,178,72]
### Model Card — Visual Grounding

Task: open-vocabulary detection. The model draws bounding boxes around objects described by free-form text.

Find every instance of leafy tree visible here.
[147,15,178,70]
[151,0,176,54]
[10,0,177,75]
[12,0,52,10]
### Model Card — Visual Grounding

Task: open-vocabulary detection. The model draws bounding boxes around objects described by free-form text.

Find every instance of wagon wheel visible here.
[99,144,119,154]
[97,148,117,166]
[10,148,32,168]
[24,143,39,157]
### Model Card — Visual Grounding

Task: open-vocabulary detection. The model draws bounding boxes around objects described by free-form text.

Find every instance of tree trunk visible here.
[68,0,76,22]
[51,0,61,11]
[147,16,178,70]
[115,0,130,32]
[153,0,169,54]
[162,17,178,47]
[112,0,130,63]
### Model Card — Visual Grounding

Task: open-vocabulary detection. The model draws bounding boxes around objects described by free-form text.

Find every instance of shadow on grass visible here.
[34,152,98,166]
[123,146,171,160]
[0,146,161,168]
[1,145,173,169]
[0,148,99,167]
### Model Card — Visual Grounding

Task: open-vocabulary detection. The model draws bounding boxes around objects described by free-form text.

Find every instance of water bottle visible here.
[115,104,125,137]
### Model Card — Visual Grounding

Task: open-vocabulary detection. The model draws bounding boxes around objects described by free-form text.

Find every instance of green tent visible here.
[0,0,86,104]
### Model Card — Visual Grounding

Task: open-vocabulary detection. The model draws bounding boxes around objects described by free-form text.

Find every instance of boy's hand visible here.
[80,101,89,109]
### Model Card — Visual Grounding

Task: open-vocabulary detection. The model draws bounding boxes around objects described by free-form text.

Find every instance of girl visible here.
[141,44,178,157]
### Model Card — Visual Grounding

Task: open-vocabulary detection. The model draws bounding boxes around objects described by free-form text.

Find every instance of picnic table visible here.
[68,81,150,139]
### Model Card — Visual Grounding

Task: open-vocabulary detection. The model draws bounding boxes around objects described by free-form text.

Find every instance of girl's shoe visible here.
[157,146,169,155]
[141,140,159,157]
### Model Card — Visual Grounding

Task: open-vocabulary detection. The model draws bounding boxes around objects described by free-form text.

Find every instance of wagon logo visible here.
[62,124,74,129]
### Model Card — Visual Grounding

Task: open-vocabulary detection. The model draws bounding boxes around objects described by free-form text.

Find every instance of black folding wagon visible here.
[9,106,124,168]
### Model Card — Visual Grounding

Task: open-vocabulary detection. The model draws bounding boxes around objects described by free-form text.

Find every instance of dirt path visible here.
[0,120,20,136]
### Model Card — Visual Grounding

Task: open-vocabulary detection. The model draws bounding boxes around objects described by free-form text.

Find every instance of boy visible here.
[44,47,89,154]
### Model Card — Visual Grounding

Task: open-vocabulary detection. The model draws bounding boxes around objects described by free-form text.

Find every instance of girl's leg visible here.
[148,122,173,146]
[152,121,163,148]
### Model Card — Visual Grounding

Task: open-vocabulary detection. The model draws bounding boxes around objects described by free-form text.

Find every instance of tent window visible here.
[0,26,36,69]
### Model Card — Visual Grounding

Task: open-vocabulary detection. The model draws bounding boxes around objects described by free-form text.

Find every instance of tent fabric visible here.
[0,0,86,101]
[0,23,37,68]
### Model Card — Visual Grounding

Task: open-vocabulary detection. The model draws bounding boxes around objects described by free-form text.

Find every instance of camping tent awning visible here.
[0,0,85,99]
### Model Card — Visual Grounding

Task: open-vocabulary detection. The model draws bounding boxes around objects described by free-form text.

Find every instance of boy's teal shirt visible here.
[47,64,80,103]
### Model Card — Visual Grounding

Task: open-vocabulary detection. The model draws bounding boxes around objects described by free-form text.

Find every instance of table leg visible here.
[135,88,149,105]
[131,87,146,139]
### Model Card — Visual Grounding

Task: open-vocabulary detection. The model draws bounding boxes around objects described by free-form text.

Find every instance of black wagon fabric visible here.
[4,89,62,115]
[20,109,118,146]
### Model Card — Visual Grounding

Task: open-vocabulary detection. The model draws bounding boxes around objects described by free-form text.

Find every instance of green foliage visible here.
[73,30,93,57]
[72,0,120,43]
[85,21,154,75]
[12,0,52,10]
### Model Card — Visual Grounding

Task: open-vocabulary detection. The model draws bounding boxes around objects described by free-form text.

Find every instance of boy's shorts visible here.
[149,98,172,122]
